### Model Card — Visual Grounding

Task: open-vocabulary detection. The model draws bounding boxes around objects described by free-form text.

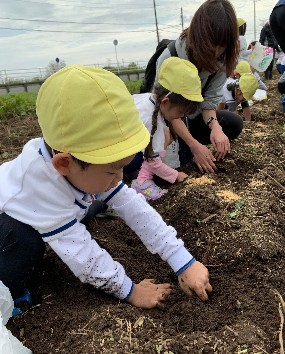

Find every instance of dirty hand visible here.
[210,124,230,161]
[176,171,188,182]
[191,142,217,174]
[178,261,212,301]
[127,279,173,309]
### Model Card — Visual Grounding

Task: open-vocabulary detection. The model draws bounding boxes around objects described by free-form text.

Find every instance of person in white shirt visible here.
[237,18,252,62]
[218,73,258,121]
[0,65,212,311]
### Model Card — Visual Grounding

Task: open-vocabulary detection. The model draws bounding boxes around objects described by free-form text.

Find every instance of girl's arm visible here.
[139,158,179,184]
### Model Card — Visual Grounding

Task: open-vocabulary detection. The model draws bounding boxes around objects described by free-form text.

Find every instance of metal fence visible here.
[0,60,148,84]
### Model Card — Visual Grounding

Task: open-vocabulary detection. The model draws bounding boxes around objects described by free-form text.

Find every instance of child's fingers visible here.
[141,278,156,284]
[206,283,213,293]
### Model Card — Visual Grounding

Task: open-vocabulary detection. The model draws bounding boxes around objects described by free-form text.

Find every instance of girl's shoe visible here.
[131,179,168,200]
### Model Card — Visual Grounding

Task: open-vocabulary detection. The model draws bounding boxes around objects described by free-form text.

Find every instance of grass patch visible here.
[0,92,37,120]
[0,79,143,120]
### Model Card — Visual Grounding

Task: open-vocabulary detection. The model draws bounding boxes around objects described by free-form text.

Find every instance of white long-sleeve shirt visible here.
[0,138,194,299]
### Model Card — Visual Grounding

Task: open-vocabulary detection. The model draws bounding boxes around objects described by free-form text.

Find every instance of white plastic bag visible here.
[0,281,32,354]
[248,42,274,72]
[253,88,267,101]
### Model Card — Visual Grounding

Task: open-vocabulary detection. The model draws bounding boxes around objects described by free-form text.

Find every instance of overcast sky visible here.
[0,0,278,78]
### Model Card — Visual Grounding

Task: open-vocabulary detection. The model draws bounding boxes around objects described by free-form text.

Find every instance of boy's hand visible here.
[127,279,172,309]
[176,171,188,182]
[178,261,212,301]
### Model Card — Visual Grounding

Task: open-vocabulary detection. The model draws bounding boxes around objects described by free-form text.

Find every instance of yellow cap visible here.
[239,73,258,100]
[36,65,150,164]
[158,57,203,102]
[237,18,246,27]
[236,60,251,75]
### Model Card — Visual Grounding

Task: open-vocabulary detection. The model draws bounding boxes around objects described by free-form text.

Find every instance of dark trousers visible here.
[187,110,243,145]
[178,110,243,163]
[0,202,106,300]
[270,5,285,53]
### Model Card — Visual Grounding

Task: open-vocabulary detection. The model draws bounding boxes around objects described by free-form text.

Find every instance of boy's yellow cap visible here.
[236,60,251,75]
[239,73,258,100]
[36,65,150,164]
[237,18,246,27]
[158,57,203,102]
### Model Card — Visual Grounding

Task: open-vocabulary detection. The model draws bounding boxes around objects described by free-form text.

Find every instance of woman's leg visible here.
[0,213,45,300]
[270,6,285,53]
[187,111,243,145]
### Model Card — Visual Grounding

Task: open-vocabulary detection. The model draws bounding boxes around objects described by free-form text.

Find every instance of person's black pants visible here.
[178,110,243,163]
[270,5,285,53]
[0,202,106,300]
[187,110,243,145]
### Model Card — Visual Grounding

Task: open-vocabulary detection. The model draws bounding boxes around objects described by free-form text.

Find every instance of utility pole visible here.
[153,0,160,45]
[253,0,256,41]
[181,7,184,31]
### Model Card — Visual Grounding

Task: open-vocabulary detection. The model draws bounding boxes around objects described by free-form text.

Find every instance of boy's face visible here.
[52,153,134,194]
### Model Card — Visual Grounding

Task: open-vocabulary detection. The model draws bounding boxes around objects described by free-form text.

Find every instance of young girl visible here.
[155,0,243,174]
[131,57,202,200]
[218,73,258,121]
[237,18,252,62]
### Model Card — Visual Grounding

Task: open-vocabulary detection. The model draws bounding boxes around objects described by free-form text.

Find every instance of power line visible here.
[13,0,162,9]
[0,27,157,34]
[0,17,155,26]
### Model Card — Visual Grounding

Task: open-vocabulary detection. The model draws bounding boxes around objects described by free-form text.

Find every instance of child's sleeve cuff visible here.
[124,282,135,301]
[167,247,195,274]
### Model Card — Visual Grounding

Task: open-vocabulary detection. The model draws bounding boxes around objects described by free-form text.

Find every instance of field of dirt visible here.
[2,76,285,353]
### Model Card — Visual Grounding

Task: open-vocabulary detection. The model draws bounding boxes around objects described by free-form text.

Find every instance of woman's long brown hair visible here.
[180,0,239,76]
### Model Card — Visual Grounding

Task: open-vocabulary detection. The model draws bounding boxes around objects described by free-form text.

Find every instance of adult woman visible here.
[155,0,243,173]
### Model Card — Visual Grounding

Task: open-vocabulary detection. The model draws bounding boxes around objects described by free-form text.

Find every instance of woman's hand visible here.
[210,122,230,160]
[191,141,217,173]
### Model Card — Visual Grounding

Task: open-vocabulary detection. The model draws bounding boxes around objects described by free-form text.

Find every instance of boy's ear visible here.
[52,153,72,176]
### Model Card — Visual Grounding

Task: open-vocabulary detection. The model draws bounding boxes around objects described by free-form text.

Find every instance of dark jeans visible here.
[270,5,285,53]
[124,110,243,175]
[0,202,106,300]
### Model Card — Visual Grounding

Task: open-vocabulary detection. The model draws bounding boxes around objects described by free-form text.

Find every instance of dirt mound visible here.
[3,77,285,353]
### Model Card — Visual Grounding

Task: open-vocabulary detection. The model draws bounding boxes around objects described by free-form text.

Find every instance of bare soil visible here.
[2,76,285,354]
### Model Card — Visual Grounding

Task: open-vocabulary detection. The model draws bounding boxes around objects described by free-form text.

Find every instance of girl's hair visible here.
[144,83,199,160]
[180,0,239,76]
[239,23,247,36]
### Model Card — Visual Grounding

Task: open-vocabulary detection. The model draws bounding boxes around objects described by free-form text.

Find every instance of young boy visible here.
[0,65,212,309]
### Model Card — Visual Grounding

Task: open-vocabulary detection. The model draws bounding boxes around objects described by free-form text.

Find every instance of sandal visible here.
[131,179,168,200]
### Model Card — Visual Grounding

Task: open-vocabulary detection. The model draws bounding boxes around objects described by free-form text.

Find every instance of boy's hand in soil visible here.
[127,279,172,309]
[176,171,188,182]
[178,261,212,301]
